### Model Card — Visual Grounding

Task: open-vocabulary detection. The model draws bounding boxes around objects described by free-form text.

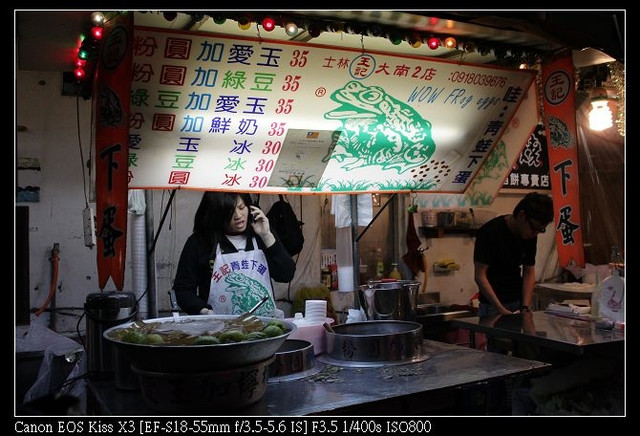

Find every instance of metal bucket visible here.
[357,279,420,321]
[85,291,137,380]
[324,320,424,364]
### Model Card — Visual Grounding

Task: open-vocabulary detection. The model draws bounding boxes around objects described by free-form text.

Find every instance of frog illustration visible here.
[546,115,574,149]
[224,272,275,316]
[324,81,436,173]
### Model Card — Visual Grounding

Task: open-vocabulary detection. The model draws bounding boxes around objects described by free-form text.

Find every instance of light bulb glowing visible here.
[444,37,457,49]
[91,26,103,40]
[284,22,298,36]
[427,37,440,50]
[262,17,276,32]
[74,67,86,80]
[589,100,613,131]
[90,12,105,26]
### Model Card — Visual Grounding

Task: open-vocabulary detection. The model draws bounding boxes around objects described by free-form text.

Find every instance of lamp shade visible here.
[589,87,614,131]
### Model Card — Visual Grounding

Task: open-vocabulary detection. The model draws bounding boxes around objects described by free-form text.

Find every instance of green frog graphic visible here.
[324,81,436,173]
[224,272,275,316]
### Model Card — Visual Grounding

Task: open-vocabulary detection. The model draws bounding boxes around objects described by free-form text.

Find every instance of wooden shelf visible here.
[419,226,477,238]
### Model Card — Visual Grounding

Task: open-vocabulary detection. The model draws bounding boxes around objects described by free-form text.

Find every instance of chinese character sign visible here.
[542,52,585,268]
[503,124,551,190]
[416,80,539,209]
[95,13,133,291]
[129,27,536,194]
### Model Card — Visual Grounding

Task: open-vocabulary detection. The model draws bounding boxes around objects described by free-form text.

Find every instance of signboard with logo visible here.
[129,27,536,194]
[542,52,584,268]
[502,123,551,190]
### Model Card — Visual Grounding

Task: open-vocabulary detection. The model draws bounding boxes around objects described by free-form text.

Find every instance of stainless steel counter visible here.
[451,311,624,355]
[87,340,550,416]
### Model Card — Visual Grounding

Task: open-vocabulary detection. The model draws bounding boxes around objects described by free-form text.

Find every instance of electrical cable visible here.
[76,96,89,208]
[34,244,60,317]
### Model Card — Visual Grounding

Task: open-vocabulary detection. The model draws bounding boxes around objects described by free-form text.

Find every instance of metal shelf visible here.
[419,227,477,238]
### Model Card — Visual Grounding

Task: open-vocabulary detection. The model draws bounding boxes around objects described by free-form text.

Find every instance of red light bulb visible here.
[91,26,103,40]
[74,67,86,80]
[427,37,440,50]
[262,17,276,32]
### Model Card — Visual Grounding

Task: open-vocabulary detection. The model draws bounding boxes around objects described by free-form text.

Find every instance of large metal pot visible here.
[103,314,295,373]
[133,355,275,413]
[325,320,424,363]
[357,279,420,321]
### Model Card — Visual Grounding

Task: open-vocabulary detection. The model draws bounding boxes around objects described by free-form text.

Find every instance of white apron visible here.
[207,237,277,316]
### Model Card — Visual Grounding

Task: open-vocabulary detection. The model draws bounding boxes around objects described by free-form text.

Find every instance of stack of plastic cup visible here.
[304,299,327,324]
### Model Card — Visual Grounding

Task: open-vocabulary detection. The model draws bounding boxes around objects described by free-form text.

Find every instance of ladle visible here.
[231,295,270,325]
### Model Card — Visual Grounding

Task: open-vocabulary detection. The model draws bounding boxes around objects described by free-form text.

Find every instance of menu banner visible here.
[542,52,585,268]
[129,27,536,194]
[416,79,538,209]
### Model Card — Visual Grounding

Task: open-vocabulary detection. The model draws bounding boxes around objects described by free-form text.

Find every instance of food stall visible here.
[15,10,625,418]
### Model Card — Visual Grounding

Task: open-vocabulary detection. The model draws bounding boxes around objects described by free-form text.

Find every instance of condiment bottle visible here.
[375,248,384,279]
[389,263,402,280]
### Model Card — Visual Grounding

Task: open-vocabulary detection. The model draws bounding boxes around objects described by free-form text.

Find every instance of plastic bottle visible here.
[389,263,402,280]
[599,245,624,323]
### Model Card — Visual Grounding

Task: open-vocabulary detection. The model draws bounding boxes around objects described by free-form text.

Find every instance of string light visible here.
[80,11,547,75]
[409,34,422,48]
[389,33,403,45]
[90,26,103,40]
[194,12,544,66]
[284,21,299,36]
[262,17,276,32]
[427,37,440,50]
[237,16,252,30]
[162,12,177,21]
[90,11,105,26]
[608,61,625,137]
[444,37,457,49]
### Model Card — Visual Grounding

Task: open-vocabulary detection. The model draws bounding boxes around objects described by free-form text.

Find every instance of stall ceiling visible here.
[16,10,623,73]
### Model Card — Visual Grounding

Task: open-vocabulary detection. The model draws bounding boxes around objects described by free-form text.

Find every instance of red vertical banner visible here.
[542,52,585,268]
[95,13,133,290]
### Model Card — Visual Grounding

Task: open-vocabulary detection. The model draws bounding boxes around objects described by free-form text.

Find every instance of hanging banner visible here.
[128,27,536,194]
[541,52,585,268]
[415,79,538,209]
[95,12,134,290]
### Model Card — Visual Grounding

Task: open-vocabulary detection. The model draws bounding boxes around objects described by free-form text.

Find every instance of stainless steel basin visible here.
[416,303,473,321]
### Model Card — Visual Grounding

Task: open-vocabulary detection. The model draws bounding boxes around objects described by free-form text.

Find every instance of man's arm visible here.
[521,264,536,309]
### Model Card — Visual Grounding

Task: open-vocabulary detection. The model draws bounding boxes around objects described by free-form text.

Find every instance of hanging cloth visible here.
[402,212,424,275]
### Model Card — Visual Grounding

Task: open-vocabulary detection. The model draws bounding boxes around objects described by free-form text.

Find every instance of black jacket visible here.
[173,231,296,315]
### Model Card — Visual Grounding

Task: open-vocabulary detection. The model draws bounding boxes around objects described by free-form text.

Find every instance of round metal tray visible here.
[316,350,431,368]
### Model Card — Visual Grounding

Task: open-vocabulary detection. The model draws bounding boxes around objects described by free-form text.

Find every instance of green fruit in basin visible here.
[141,333,164,344]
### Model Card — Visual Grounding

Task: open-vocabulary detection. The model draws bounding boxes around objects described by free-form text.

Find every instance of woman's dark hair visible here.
[193,191,254,249]
[513,192,554,224]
